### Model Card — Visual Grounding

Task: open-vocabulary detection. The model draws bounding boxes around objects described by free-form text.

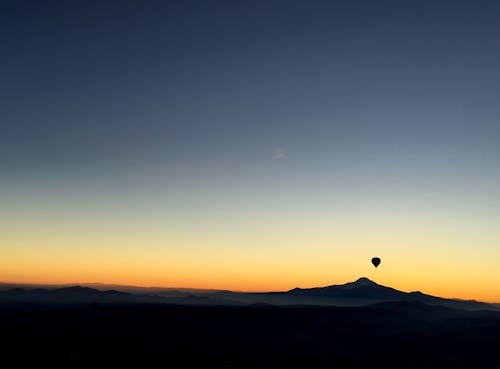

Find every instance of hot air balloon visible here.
[371,257,381,268]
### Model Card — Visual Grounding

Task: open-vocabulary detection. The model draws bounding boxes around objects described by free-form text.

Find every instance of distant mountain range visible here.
[0,278,496,311]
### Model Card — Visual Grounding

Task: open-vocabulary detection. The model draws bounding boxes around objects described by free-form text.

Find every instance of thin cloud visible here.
[273,148,287,160]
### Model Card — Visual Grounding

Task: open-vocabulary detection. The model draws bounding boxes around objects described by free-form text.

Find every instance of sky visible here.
[1,0,499,301]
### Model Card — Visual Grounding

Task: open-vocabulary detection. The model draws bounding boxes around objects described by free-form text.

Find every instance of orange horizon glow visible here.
[3,181,500,305]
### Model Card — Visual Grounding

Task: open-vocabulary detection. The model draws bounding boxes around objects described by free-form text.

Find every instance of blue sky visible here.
[1,0,500,299]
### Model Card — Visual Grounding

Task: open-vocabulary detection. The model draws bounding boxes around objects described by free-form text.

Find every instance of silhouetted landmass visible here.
[283,277,494,310]
[1,302,499,368]
[0,282,226,294]
[0,285,239,305]
[216,278,496,310]
[0,278,496,311]
[1,278,499,367]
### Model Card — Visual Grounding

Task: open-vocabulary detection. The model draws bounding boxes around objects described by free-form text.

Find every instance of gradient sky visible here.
[1,0,499,301]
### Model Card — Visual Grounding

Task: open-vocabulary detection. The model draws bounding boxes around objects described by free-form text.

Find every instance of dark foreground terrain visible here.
[1,302,499,369]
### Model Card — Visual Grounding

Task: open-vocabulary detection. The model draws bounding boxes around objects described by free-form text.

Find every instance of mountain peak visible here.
[343,277,379,288]
[355,277,375,283]
[287,277,405,300]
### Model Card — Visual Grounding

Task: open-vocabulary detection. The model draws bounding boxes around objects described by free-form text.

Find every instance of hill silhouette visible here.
[215,277,496,310]
[288,277,406,299]
[284,277,493,310]
[0,277,496,310]
[1,279,500,368]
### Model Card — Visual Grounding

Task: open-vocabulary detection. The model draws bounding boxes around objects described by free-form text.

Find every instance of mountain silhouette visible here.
[0,286,135,303]
[285,277,492,310]
[288,277,407,299]
[0,278,495,310]
[0,285,238,305]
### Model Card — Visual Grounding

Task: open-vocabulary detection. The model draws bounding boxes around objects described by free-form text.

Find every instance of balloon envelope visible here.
[371,257,381,268]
